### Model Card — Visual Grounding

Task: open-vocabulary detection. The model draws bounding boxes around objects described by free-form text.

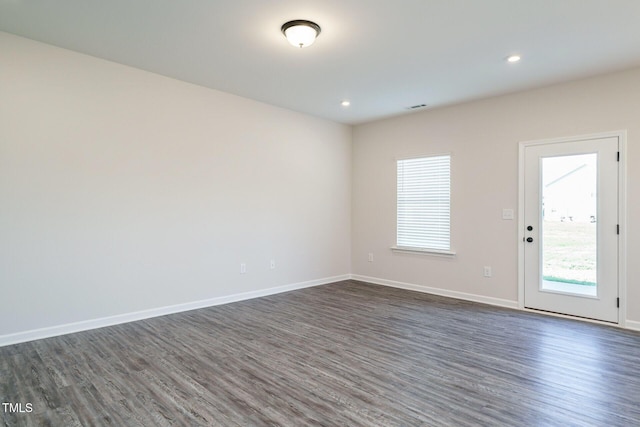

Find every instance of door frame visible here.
[518,130,627,326]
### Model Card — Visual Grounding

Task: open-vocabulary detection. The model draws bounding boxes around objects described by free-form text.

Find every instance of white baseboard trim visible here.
[626,320,640,332]
[350,274,519,310]
[0,274,350,347]
[351,275,640,332]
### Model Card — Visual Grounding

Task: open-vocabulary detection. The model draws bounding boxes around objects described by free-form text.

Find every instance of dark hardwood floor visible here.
[2,280,639,426]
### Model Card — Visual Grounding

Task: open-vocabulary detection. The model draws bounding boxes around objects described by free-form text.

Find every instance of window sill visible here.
[391,246,457,257]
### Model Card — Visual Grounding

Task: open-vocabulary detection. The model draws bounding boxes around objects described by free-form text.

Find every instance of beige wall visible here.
[0,32,352,338]
[352,67,640,324]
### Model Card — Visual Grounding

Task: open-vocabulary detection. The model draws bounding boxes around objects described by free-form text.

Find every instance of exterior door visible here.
[523,136,619,323]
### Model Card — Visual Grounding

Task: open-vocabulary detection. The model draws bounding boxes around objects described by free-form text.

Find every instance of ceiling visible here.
[2,0,640,124]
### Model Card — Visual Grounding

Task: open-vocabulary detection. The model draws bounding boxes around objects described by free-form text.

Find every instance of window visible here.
[396,154,452,253]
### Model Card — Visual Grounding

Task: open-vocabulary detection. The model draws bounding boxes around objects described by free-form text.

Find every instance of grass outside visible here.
[543,220,596,286]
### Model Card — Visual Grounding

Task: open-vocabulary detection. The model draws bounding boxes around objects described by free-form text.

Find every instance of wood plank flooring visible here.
[2,280,640,426]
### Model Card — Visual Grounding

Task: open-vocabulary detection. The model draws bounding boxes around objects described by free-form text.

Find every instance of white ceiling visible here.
[2,0,640,124]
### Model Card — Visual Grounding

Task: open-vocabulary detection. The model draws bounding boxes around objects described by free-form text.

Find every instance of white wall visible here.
[0,32,352,339]
[352,67,640,324]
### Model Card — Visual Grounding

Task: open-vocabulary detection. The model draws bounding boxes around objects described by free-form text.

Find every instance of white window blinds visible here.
[397,155,451,251]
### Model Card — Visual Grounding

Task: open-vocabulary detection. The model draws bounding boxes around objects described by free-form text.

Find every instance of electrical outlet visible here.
[368,253,374,262]
[483,266,492,277]
[240,263,246,274]
[270,260,276,270]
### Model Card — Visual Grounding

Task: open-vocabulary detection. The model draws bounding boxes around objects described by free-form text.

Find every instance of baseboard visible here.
[5,273,634,348]
[350,274,519,310]
[626,320,640,332]
[0,274,350,347]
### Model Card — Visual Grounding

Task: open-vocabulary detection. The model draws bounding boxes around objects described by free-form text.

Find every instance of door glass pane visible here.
[541,153,597,297]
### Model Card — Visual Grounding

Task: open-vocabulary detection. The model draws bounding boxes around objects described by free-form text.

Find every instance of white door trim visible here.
[518,130,627,327]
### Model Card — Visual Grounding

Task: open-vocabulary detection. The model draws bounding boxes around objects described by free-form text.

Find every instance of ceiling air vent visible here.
[407,104,428,110]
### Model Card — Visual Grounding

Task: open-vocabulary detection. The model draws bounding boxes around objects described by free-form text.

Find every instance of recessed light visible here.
[507,55,521,63]
[341,100,351,107]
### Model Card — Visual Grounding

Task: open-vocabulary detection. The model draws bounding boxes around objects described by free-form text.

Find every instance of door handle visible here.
[526,237,534,243]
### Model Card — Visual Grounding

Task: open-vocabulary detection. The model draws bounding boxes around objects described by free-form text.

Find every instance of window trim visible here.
[390,246,456,256]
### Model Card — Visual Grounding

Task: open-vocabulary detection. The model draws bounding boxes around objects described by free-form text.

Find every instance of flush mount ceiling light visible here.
[281,20,321,48]
[507,54,522,63]
[341,100,351,107]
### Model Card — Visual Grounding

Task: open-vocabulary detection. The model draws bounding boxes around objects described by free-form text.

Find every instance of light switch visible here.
[502,209,514,220]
